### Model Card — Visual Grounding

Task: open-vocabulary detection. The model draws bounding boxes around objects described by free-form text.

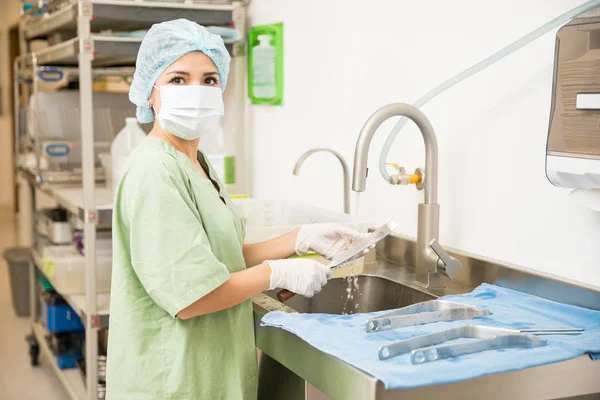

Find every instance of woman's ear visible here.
[148,86,159,109]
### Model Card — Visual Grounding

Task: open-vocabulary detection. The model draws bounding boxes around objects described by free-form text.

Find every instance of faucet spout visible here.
[352,103,438,205]
[351,103,460,288]
[294,148,351,214]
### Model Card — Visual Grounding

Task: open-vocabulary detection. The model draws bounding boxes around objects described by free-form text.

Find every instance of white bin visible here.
[232,199,354,243]
[41,246,112,295]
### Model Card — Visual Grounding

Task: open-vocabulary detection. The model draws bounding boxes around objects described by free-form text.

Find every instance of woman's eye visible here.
[205,77,218,85]
[169,77,185,85]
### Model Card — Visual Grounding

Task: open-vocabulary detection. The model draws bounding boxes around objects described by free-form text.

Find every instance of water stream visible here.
[341,192,364,315]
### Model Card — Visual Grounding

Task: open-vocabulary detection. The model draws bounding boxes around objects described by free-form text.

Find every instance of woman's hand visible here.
[266,259,331,298]
[295,223,367,260]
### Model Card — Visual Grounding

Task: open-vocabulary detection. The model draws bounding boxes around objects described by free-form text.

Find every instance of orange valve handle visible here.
[409,174,422,185]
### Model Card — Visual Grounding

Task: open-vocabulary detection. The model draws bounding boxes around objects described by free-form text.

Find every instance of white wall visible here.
[248,0,600,288]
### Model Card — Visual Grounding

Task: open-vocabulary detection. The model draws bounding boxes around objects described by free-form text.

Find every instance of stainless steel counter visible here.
[252,234,600,400]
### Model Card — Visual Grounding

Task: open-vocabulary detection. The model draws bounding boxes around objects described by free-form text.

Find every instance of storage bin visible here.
[41,245,112,294]
[232,199,354,243]
[41,292,84,333]
[27,91,137,169]
[55,350,83,369]
[4,247,31,317]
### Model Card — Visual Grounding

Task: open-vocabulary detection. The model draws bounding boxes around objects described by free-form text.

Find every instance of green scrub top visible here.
[106,136,257,400]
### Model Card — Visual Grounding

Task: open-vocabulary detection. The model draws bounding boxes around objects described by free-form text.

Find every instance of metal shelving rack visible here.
[15,1,248,399]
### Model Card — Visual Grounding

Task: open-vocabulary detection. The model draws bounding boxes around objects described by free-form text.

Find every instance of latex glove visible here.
[295,223,368,260]
[266,259,331,298]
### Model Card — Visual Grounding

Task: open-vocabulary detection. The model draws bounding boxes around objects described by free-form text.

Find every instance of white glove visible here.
[295,223,368,260]
[266,259,331,298]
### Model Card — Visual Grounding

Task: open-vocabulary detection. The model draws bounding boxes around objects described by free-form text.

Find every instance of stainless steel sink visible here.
[265,275,435,315]
[255,235,600,400]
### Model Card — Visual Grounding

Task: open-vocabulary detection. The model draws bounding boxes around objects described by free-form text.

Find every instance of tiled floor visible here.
[0,208,68,400]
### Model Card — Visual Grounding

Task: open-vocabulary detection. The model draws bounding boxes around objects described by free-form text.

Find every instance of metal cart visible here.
[14,1,248,399]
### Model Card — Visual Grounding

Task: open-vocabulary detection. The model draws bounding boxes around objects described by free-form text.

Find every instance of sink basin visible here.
[265,275,435,314]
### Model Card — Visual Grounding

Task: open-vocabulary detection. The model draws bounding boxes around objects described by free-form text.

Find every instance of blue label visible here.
[45,144,70,157]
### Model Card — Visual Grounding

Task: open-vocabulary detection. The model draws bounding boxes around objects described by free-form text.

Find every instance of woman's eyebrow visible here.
[203,71,219,77]
[166,70,190,76]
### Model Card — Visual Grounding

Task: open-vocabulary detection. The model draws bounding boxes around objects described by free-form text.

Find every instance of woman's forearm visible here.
[180,228,300,319]
[243,228,299,267]
[177,262,271,320]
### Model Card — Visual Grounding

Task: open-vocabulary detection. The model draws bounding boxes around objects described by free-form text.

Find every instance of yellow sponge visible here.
[331,258,365,279]
[290,252,366,278]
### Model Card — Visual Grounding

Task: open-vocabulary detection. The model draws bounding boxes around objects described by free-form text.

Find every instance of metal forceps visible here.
[366,300,492,333]
[378,325,584,364]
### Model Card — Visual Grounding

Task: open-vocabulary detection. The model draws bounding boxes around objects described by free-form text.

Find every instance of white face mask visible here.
[152,85,224,141]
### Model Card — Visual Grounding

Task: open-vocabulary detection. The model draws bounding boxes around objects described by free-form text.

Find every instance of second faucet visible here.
[293,148,351,214]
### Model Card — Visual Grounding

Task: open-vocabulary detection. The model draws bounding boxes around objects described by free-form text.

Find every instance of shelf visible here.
[33,249,111,329]
[42,185,114,221]
[32,322,86,400]
[31,36,142,67]
[19,168,113,223]
[27,35,235,67]
[19,166,107,186]
[69,293,111,328]
[24,0,236,40]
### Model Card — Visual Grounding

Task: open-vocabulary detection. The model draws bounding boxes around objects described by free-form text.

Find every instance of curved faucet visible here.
[294,148,351,214]
[352,103,461,288]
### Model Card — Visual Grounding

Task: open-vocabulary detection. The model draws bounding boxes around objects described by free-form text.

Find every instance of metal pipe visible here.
[32,54,42,183]
[77,7,99,399]
[293,148,351,214]
[352,103,438,205]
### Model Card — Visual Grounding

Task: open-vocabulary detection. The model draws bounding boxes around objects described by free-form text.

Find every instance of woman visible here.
[106,19,364,399]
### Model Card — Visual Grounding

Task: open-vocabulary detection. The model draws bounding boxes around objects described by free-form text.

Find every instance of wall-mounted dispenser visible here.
[547,9,600,211]
[547,10,600,192]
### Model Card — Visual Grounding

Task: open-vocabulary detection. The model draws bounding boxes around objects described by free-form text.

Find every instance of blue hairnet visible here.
[129,19,231,123]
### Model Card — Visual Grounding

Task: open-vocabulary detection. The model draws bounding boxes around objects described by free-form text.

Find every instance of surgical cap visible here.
[129,19,231,123]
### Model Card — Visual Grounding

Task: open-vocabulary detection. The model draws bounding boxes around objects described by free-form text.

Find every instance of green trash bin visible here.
[4,247,32,317]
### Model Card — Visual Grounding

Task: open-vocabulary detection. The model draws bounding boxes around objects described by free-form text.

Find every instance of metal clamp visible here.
[378,325,583,363]
[366,300,491,333]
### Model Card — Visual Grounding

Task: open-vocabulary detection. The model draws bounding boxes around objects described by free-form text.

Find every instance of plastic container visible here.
[232,199,354,243]
[110,117,146,195]
[27,91,136,170]
[201,119,237,194]
[28,91,133,143]
[4,247,31,317]
[37,208,73,245]
[252,34,277,100]
[56,351,83,369]
[41,292,84,333]
[41,245,112,294]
